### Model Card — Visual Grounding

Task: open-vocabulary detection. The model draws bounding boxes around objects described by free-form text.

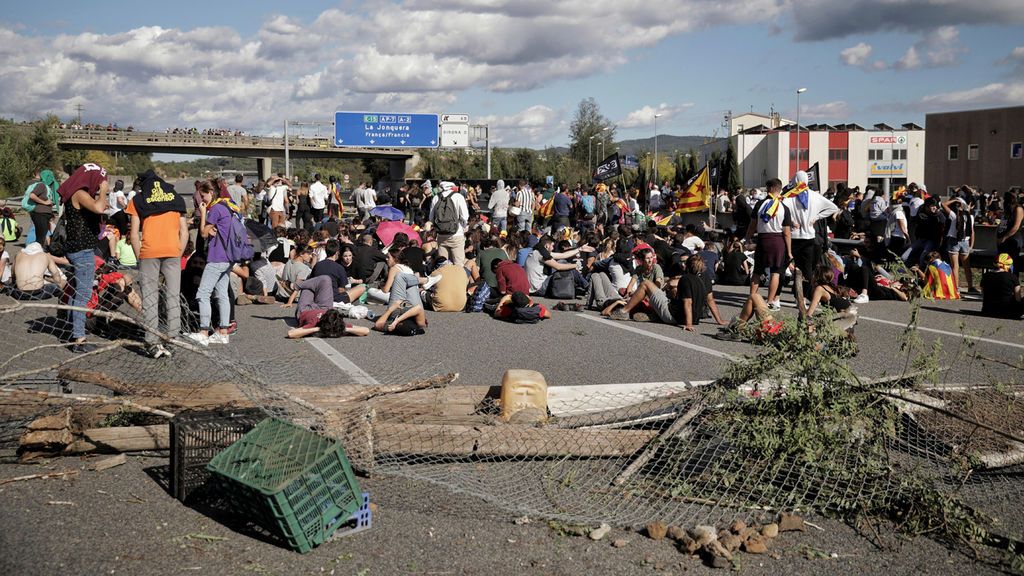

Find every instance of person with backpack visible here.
[23,169,60,252]
[187,191,252,346]
[125,170,188,358]
[428,181,470,267]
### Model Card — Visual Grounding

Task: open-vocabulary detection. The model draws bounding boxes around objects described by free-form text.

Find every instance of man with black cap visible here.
[125,170,188,358]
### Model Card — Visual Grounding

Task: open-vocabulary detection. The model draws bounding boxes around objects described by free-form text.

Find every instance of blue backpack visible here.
[216,204,254,263]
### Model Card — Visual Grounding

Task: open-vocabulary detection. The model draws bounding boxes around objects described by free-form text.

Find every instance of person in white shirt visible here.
[488,179,510,231]
[428,181,470,267]
[354,183,377,222]
[746,178,793,311]
[266,176,290,228]
[782,170,839,304]
[308,173,330,225]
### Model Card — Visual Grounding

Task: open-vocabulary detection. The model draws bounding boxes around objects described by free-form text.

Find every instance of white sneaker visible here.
[208,332,230,345]
[184,332,209,347]
[423,274,443,291]
[767,300,782,311]
[853,293,869,304]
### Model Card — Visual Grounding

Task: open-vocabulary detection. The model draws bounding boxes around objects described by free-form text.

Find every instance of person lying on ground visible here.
[493,291,551,323]
[285,275,370,338]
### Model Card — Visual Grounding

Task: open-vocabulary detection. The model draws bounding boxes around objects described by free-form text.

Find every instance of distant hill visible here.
[544,134,727,158]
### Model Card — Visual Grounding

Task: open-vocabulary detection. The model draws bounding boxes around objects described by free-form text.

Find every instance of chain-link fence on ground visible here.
[1,291,1022,566]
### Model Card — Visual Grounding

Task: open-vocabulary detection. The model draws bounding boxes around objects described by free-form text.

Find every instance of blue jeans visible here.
[517,213,533,231]
[492,216,507,232]
[197,261,232,332]
[67,249,95,340]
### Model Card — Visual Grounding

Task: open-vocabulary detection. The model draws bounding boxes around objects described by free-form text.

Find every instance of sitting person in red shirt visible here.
[493,291,551,324]
[493,258,530,295]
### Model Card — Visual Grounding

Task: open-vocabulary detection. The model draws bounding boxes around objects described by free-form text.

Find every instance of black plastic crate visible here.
[170,408,267,502]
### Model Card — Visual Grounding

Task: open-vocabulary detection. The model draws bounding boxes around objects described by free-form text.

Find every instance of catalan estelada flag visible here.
[759,196,782,223]
[923,260,960,300]
[535,196,555,218]
[675,164,711,214]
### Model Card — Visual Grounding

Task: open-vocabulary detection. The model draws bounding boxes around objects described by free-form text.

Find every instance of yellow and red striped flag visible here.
[675,164,711,214]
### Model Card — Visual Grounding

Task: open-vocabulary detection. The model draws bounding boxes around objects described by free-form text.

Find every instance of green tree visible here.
[725,139,741,192]
[567,98,616,171]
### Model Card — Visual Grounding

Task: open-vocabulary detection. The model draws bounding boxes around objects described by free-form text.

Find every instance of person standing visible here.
[783,170,838,300]
[746,178,793,311]
[125,170,188,358]
[226,174,249,215]
[516,180,535,232]
[488,179,510,232]
[428,181,470,267]
[56,163,109,353]
[25,169,60,251]
[327,175,343,219]
[308,173,329,226]
[266,175,290,228]
[187,194,241,346]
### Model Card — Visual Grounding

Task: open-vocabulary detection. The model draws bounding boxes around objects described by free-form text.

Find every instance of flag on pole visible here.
[594,153,622,182]
[674,163,711,214]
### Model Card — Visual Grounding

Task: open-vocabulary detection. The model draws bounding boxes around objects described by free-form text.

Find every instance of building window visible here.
[968,144,979,160]
[893,149,907,160]
[1012,142,1022,159]
[828,149,848,161]
[868,149,884,161]
[948,145,959,160]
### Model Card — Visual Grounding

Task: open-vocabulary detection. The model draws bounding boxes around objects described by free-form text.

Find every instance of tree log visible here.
[79,425,169,453]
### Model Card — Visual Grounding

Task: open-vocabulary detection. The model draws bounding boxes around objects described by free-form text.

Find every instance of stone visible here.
[589,523,611,541]
[700,541,733,569]
[778,512,806,532]
[739,526,759,542]
[666,525,688,542]
[761,523,779,538]
[646,521,668,541]
[688,525,718,547]
[720,534,742,553]
[611,538,629,548]
[729,519,747,534]
[743,536,769,554]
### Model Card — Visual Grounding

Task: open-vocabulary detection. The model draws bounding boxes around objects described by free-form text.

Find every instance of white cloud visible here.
[789,0,1024,41]
[1000,46,1024,77]
[917,82,1024,110]
[839,42,887,70]
[476,105,565,146]
[617,103,694,129]
[798,101,851,120]
[842,26,965,71]
[894,46,921,70]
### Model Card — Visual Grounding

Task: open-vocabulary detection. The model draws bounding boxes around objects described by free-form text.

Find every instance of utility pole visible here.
[75,103,84,124]
[283,120,290,181]
[471,124,491,179]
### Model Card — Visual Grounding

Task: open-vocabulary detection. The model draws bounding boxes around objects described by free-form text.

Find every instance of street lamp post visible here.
[653,113,663,187]
[589,135,595,177]
[738,124,745,188]
[795,88,807,175]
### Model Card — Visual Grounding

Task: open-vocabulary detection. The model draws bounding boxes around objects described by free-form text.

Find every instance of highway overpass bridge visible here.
[55,128,418,182]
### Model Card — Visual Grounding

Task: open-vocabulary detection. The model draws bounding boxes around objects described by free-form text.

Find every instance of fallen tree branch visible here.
[0,470,79,485]
[611,400,707,487]
[877,390,1024,445]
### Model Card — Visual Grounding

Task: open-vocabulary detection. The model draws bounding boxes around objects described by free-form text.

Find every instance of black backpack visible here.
[547,269,575,299]
[434,193,460,235]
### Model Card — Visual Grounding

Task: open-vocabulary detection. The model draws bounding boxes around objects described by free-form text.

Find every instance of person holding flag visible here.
[914,250,961,301]
[125,170,189,358]
[674,164,711,215]
[746,178,793,311]
[782,168,837,303]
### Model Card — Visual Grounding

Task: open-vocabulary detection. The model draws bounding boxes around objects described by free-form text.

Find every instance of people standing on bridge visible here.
[125,170,188,359]
[57,163,110,353]
[309,173,329,226]
[265,175,290,229]
[24,169,60,252]
[429,181,470,268]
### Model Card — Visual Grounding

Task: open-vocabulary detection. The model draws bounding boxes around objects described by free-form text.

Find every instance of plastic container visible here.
[206,417,361,553]
[500,369,548,423]
[170,408,267,503]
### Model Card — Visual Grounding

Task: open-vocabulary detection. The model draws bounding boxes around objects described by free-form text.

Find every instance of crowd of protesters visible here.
[2,162,1022,359]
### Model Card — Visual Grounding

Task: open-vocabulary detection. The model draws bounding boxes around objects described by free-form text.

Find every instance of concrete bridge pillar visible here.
[256,158,273,183]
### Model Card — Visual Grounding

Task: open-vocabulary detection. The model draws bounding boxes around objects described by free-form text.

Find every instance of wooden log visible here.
[611,400,707,486]
[547,394,692,429]
[80,425,169,453]
[371,422,660,458]
[88,454,127,471]
[20,428,74,450]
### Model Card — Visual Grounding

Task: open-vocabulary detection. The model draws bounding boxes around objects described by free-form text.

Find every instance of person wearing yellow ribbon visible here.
[980,253,1022,319]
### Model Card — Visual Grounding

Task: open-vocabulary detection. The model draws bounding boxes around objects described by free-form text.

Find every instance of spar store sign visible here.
[869,161,906,177]
[870,135,907,145]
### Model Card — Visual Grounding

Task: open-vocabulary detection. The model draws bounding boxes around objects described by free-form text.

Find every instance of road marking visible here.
[304,339,379,385]
[859,315,1024,351]
[577,314,737,360]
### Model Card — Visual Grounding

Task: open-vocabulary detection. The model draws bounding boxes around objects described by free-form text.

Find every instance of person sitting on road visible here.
[310,239,367,305]
[6,242,66,300]
[798,265,859,337]
[524,235,589,296]
[284,275,370,339]
[980,253,1023,319]
[424,259,469,312]
[913,250,961,301]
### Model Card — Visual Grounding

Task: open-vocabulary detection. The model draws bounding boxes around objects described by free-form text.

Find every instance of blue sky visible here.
[2,1,1022,147]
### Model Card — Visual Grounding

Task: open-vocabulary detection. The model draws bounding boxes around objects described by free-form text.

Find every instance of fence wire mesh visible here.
[1,285,1022,564]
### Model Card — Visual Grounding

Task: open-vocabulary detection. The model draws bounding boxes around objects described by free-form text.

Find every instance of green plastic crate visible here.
[206,417,361,553]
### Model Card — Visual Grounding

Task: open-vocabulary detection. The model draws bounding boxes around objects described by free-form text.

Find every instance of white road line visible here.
[304,338,380,385]
[577,314,737,360]
[859,316,1024,351]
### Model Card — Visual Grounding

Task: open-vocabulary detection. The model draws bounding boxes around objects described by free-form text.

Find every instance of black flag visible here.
[593,153,622,182]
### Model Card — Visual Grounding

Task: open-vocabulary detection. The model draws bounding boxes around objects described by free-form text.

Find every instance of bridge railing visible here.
[54,128,409,153]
